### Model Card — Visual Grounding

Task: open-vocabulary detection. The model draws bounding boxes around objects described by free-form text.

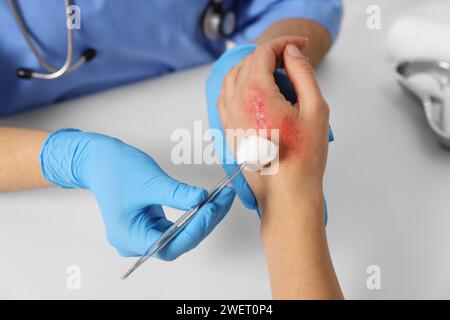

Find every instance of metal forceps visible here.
[121,163,247,279]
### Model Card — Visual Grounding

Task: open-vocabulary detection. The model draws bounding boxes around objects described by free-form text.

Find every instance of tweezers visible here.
[121,163,247,279]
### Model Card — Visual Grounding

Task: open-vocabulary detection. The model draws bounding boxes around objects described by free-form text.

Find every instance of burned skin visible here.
[245,89,302,155]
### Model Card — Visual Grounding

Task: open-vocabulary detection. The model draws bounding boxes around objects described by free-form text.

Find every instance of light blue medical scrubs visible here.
[0,0,342,116]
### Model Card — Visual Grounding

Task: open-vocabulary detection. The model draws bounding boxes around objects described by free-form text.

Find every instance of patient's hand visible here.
[218,37,330,212]
[218,37,342,299]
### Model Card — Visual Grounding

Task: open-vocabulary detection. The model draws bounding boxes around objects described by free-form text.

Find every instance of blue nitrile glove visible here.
[206,44,333,223]
[40,129,236,260]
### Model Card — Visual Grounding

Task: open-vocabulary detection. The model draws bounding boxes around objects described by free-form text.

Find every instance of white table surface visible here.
[1,0,450,299]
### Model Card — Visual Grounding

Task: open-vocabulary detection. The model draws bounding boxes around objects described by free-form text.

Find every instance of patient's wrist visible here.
[255,173,323,209]
[259,191,325,243]
[258,182,325,223]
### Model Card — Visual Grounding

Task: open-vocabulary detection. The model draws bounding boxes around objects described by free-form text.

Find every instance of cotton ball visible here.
[237,136,278,172]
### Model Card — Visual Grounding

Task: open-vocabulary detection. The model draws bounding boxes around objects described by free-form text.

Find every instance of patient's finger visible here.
[249,36,308,82]
[217,86,227,122]
[223,65,240,108]
[235,54,252,91]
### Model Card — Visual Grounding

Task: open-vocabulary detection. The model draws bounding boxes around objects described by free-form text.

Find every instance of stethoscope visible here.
[8,0,236,80]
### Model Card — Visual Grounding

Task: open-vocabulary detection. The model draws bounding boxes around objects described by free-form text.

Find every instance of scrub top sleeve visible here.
[231,0,343,44]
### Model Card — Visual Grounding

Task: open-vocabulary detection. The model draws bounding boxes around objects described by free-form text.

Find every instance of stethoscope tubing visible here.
[8,0,94,80]
[9,0,233,80]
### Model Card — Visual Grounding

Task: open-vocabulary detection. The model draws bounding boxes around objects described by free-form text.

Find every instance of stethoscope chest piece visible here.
[202,0,236,41]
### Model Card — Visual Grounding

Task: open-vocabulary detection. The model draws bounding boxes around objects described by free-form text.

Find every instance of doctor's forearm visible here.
[0,127,52,192]
[256,19,331,67]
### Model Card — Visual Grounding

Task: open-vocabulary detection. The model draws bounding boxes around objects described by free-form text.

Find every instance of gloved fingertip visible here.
[210,187,235,212]
[203,201,217,216]
[188,187,208,209]
[190,202,220,236]
[170,182,208,210]
[156,248,180,262]
[158,191,235,260]
[221,186,236,199]
[116,248,135,258]
[158,204,215,259]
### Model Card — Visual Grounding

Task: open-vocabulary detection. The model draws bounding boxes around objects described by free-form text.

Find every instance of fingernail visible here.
[286,44,304,60]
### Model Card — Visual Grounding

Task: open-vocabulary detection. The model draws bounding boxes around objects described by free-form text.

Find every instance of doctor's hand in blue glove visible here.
[40,129,235,260]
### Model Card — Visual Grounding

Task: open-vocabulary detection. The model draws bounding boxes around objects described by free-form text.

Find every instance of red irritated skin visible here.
[245,89,302,156]
[248,95,270,130]
[280,116,301,152]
